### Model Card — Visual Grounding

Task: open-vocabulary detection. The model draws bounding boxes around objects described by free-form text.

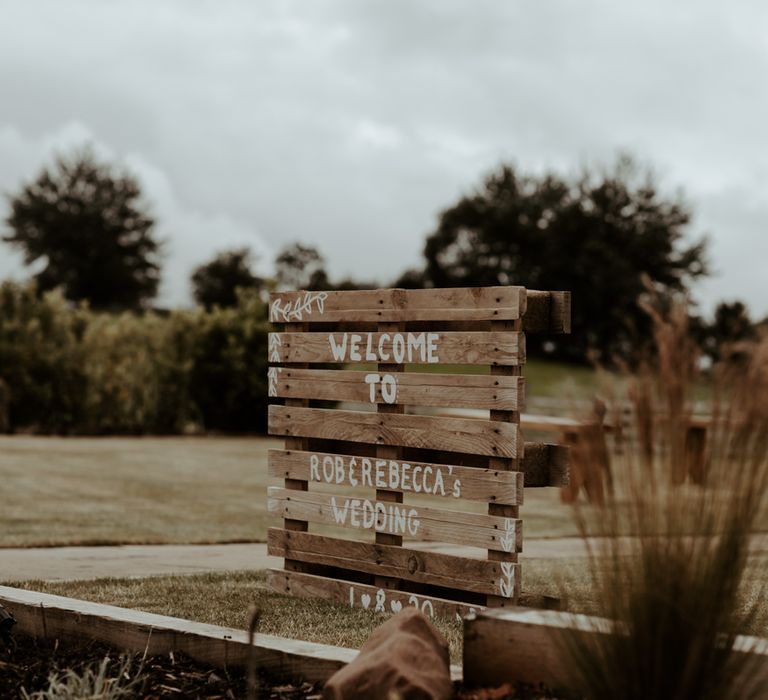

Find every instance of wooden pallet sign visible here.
[267,286,570,619]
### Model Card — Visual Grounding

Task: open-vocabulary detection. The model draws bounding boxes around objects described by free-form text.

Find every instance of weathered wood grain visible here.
[268,331,524,366]
[268,569,482,620]
[269,368,523,410]
[268,406,521,458]
[267,488,522,551]
[269,287,525,323]
[268,528,519,598]
[268,449,523,504]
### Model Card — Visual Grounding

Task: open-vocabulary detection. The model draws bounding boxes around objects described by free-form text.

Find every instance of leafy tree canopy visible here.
[275,243,330,291]
[693,300,757,363]
[191,247,262,309]
[401,156,708,362]
[3,147,162,310]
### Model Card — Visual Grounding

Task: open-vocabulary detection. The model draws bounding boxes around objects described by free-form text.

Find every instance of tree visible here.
[275,243,330,290]
[191,247,262,309]
[3,148,162,310]
[407,156,708,362]
[699,300,756,362]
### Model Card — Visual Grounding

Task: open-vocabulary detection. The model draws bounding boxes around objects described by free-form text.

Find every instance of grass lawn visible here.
[10,554,767,663]
[0,435,581,548]
[6,571,465,659]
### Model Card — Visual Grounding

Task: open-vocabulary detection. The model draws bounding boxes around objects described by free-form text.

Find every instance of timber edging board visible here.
[462,607,768,692]
[267,286,570,618]
[0,585,355,683]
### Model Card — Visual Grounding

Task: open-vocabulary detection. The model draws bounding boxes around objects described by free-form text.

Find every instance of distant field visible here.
[405,357,606,400]
[0,435,579,548]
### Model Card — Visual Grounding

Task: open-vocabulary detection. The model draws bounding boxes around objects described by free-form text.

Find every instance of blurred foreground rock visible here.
[323,607,452,700]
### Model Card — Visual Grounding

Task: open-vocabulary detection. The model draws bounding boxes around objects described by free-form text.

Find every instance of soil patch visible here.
[0,633,321,698]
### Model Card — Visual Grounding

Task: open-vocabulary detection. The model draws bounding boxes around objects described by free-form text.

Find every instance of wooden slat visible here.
[268,406,521,458]
[268,449,523,505]
[269,368,523,410]
[267,529,519,599]
[269,287,525,324]
[268,569,481,620]
[268,331,524,366]
[267,488,522,551]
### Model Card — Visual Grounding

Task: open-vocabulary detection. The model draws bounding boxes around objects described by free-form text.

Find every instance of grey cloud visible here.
[0,0,765,313]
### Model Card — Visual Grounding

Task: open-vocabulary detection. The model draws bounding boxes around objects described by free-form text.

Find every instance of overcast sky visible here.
[0,0,766,315]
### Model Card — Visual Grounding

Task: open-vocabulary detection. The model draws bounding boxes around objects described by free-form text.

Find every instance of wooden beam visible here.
[269,287,524,323]
[269,406,522,458]
[268,569,480,621]
[267,488,522,551]
[268,450,523,505]
[268,529,519,598]
[268,331,524,366]
[268,368,523,411]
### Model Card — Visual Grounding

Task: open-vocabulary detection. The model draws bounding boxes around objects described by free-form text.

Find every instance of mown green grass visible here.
[7,571,465,660]
[11,554,766,663]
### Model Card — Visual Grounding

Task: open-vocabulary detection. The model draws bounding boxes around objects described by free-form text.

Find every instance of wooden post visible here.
[375,319,405,590]
[486,314,522,607]
[283,321,308,575]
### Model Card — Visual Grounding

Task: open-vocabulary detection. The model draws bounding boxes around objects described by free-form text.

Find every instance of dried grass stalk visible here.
[558,297,768,700]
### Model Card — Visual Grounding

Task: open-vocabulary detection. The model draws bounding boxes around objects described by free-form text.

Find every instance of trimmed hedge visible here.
[0,282,270,434]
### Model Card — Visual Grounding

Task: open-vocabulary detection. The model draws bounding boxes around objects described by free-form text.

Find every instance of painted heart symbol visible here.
[361,593,371,610]
[390,600,403,613]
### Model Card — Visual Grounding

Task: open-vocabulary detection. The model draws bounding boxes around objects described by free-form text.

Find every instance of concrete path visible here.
[0,543,283,583]
[3,535,767,583]
[0,538,592,583]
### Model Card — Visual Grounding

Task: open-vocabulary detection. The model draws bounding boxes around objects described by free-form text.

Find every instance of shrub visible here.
[189,290,270,433]
[557,300,768,699]
[81,310,200,434]
[0,281,270,434]
[0,282,87,433]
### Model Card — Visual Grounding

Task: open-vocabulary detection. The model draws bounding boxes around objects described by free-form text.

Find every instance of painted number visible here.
[349,587,435,617]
